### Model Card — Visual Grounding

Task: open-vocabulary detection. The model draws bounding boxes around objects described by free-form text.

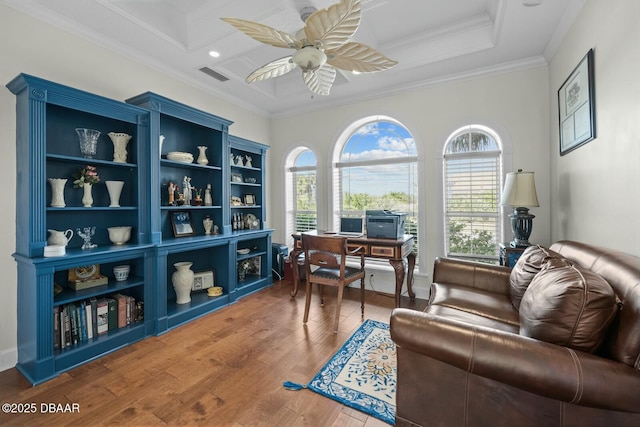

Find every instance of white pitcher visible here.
[47,229,73,247]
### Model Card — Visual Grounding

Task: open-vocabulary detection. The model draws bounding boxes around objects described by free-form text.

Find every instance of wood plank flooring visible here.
[0,280,426,427]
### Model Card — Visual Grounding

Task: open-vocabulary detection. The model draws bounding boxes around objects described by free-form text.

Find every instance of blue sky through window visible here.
[340,121,417,198]
[295,149,316,167]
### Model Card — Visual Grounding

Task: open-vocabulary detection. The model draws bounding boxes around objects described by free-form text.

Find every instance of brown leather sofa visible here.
[390,240,640,427]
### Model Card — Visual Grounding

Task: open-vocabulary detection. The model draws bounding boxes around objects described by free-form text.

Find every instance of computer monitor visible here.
[340,217,363,234]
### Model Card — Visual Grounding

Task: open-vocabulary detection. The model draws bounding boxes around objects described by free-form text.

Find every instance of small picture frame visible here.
[244,194,256,206]
[231,173,243,183]
[192,270,215,291]
[170,211,195,237]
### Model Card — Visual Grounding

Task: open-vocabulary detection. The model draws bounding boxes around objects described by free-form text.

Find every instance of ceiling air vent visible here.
[199,67,229,82]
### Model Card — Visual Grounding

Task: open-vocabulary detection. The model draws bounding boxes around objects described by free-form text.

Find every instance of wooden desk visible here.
[290,231,416,307]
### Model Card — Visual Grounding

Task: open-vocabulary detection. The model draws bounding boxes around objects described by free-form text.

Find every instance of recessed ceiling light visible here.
[522,0,543,6]
[209,50,220,58]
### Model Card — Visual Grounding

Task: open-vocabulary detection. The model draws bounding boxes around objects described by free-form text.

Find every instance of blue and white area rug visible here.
[284,319,396,425]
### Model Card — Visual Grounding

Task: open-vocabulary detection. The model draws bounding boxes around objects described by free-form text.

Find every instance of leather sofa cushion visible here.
[424,304,519,333]
[519,264,618,353]
[430,282,519,326]
[509,245,571,310]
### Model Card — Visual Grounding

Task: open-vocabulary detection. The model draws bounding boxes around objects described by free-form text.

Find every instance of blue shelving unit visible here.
[8,75,273,385]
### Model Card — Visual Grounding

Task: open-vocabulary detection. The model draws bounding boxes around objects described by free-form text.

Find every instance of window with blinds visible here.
[289,150,317,233]
[443,128,502,261]
[335,120,419,259]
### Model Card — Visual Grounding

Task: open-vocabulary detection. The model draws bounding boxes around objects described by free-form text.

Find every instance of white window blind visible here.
[289,149,317,234]
[443,129,501,261]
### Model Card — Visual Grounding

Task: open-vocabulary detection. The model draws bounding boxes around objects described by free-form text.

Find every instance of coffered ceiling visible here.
[4,0,584,117]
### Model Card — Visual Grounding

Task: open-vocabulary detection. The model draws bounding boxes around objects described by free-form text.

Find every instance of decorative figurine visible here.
[235,154,244,166]
[77,226,97,250]
[168,181,175,205]
[182,176,193,205]
[245,155,253,168]
[204,183,213,206]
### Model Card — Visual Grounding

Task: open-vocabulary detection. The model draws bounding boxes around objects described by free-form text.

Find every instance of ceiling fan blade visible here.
[221,18,301,49]
[304,0,361,51]
[327,42,398,73]
[246,56,297,83]
[303,64,336,96]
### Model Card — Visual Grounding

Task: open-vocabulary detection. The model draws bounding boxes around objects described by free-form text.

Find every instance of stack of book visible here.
[53,294,144,350]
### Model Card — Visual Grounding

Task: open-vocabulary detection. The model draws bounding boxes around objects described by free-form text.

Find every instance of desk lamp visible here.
[500,169,539,248]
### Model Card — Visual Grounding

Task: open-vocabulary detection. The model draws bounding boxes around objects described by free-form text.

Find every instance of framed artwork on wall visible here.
[558,48,596,155]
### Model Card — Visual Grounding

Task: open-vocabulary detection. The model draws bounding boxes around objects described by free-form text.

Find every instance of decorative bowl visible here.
[207,286,223,297]
[166,151,194,163]
[244,177,257,184]
[237,248,250,255]
[113,265,130,281]
[107,226,132,245]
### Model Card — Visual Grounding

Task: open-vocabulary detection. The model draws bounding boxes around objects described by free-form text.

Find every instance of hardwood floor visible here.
[0,280,427,427]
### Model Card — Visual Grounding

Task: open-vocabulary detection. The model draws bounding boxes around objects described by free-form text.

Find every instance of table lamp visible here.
[500,169,539,248]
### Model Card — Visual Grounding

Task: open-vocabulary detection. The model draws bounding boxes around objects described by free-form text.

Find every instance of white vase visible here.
[105,180,125,207]
[172,262,194,304]
[203,216,213,235]
[159,135,165,157]
[82,183,93,207]
[108,132,132,163]
[48,178,67,207]
[197,146,209,165]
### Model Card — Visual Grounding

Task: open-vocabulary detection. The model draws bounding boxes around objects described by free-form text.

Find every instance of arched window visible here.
[286,148,317,245]
[443,125,503,262]
[334,118,419,257]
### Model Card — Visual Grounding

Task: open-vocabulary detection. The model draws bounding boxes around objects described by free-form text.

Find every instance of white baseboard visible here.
[0,347,17,373]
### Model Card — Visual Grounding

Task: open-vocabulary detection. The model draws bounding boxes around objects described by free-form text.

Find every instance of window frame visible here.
[332,116,420,264]
[285,147,318,246]
[442,125,504,262]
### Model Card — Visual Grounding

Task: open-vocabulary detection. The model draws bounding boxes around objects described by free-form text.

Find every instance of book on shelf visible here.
[70,304,78,345]
[107,298,117,331]
[114,294,127,328]
[53,306,60,350]
[97,299,109,336]
[89,297,98,338]
[63,305,72,348]
[126,295,134,325]
[54,294,143,348]
[85,301,93,340]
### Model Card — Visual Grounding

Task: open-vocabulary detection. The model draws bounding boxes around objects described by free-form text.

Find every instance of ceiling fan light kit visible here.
[222,0,397,96]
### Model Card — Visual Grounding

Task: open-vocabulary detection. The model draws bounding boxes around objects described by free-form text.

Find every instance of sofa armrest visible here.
[390,308,640,413]
[432,257,512,295]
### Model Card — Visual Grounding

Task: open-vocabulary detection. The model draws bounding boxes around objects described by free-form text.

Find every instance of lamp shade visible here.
[500,170,539,207]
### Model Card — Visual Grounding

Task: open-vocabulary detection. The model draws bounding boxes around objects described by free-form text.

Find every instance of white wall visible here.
[269,66,552,295]
[549,0,640,255]
[0,4,270,371]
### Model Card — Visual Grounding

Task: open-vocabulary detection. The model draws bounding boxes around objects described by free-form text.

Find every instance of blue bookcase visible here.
[8,75,272,384]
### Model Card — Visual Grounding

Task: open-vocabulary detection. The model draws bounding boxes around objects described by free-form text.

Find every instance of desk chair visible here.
[301,233,366,333]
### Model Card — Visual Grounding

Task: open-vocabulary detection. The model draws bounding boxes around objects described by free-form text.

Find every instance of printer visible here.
[365,210,406,239]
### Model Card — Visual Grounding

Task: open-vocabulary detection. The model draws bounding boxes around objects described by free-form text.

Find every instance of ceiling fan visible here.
[221,0,397,96]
